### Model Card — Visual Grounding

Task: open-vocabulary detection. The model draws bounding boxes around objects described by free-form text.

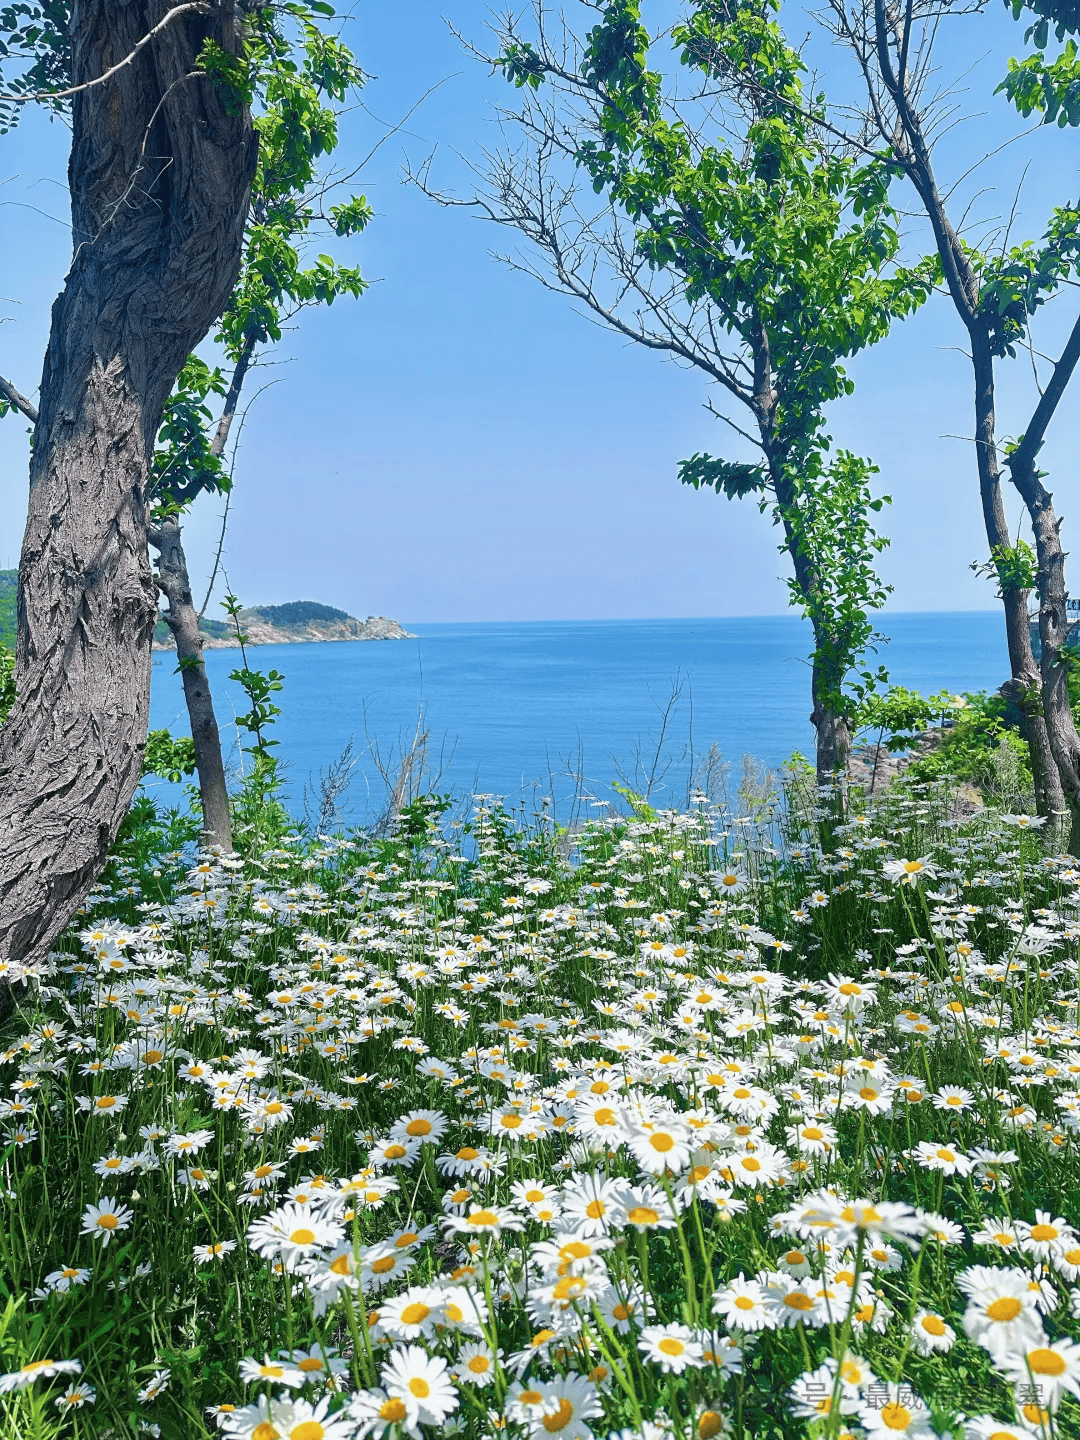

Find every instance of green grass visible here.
[0,776,1077,1440]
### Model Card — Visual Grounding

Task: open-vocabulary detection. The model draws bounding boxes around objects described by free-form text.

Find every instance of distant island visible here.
[153,599,414,649]
[0,576,412,651]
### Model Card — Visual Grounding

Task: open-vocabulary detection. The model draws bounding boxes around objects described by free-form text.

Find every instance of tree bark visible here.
[0,1,255,964]
[150,517,233,850]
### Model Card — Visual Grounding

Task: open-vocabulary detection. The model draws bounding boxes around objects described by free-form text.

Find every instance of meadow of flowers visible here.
[0,774,1078,1440]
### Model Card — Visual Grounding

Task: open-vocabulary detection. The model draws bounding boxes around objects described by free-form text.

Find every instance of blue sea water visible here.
[146,612,1009,823]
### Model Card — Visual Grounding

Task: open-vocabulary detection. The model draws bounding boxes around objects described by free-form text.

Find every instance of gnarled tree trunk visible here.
[0,1,255,963]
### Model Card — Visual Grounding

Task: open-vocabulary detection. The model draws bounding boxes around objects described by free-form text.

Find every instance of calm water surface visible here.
[147,612,1008,821]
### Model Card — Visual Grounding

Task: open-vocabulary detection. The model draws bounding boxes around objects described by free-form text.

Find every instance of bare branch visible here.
[1,3,211,103]
[0,374,38,423]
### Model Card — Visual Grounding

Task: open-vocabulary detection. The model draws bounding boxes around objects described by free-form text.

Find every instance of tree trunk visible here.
[864,27,1067,827]
[146,327,258,854]
[811,700,851,788]
[0,1,255,964]
[1010,456,1080,850]
[150,517,233,850]
[970,336,1066,827]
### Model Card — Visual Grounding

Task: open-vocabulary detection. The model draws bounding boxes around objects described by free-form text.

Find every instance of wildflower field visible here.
[1,776,1078,1440]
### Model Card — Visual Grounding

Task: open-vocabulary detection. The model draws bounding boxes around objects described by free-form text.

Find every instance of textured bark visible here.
[0,1,256,962]
[150,518,233,850]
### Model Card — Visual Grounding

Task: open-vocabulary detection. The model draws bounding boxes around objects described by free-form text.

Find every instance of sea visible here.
[146,612,1009,825]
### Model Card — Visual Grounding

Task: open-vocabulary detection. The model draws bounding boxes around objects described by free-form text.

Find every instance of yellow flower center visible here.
[1027,1348,1066,1376]
[542,1400,575,1433]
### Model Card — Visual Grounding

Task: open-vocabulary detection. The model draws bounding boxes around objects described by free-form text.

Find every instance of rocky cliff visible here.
[152,601,413,650]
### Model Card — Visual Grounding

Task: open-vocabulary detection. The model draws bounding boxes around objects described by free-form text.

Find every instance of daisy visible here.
[348,1386,413,1438]
[595,1285,648,1334]
[882,857,938,886]
[246,1203,344,1267]
[379,1286,445,1341]
[559,1174,631,1235]
[80,1197,133,1246]
[380,1345,458,1430]
[762,1277,828,1329]
[857,1384,935,1436]
[43,1265,91,1291]
[282,1347,350,1383]
[785,1118,837,1156]
[443,1204,524,1239]
[1017,1211,1077,1261]
[711,1275,773,1332]
[910,1141,975,1177]
[626,1118,693,1175]
[957,1265,1045,1359]
[726,1141,786,1189]
[194,1240,237,1264]
[0,1357,82,1392]
[619,1184,677,1232]
[909,1311,956,1355]
[638,1324,704,1374]
[454,1342,498,1388]
[788,1359,859,1421]
[526,1375,603,1439]
[389,1109,448,1145]
[54,1382,96,1410]
[972,1220,1022,1254]
[932,1086,974,1112]
[998,1335,1080,1408]
[238,1355,306,1389]
[369,1137,422,1169]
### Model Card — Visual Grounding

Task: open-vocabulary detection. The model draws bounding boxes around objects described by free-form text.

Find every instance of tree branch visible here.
[1,3,211,103]
[0,374,38,424]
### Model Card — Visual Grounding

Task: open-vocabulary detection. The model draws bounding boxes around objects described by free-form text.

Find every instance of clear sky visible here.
[1,1,1077,623]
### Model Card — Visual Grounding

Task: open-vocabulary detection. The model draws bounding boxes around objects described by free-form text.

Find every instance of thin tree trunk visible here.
[971,339,1067,832]
[0,1,255,964]
[147,327,258,852]
[150,517,233,850]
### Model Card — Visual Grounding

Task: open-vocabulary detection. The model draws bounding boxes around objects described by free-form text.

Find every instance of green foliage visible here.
[0,0,68,131]
[1000,0,1080,123]
[247,599,349,627]
[142,728,197,785]
[498,0,933,726]
[968,207,1080,357]
[976,538,1041,594]
[221,593,291,851]
[905,691,1034,795]
[0,640,14,726]
[150,357,229,513]
[856,685,959,751]
[0,568,15,649]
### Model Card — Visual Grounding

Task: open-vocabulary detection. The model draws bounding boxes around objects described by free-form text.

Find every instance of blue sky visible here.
[1,0,1077,623]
